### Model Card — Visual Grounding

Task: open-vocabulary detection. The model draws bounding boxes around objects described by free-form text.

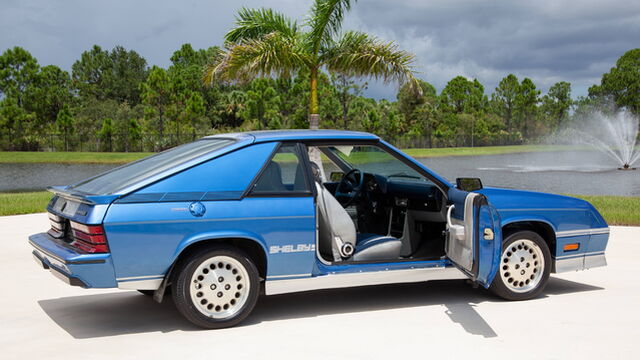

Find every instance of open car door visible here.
[445,188,502,287]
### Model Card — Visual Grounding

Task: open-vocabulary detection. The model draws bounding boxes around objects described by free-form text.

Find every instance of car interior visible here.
[306,144,449,264]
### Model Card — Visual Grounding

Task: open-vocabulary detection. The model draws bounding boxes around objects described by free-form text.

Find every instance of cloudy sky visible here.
[1,0,639,99]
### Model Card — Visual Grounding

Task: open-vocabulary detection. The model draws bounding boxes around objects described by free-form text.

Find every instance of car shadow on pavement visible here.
[38,292,198,338]
[38,277,602,339]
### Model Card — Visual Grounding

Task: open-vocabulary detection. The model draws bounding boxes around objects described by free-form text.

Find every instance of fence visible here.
[1,131,525,152]
[0,132,218,152]
[385,132,523,149]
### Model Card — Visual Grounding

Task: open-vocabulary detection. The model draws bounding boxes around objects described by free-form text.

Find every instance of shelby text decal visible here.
[269,244,316,254]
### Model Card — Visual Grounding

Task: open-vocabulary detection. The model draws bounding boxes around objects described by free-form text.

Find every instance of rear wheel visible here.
[490,230,551,301]
[172,245,260,329]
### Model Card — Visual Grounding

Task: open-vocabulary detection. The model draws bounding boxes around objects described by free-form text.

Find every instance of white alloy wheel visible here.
[189,255,250,319]
[499,238,545,293]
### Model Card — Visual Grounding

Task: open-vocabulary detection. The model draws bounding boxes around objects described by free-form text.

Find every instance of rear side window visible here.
[251,144,310,194]
[71,139,235,194]
[125,142,278,201]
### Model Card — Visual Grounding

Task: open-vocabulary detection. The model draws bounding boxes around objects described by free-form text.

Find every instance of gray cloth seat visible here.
[315,181,402,262]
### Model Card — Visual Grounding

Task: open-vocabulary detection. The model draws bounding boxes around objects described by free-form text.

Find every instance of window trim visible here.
[302,139,450,194]
[243,141,314,198]
[71,137,238,195]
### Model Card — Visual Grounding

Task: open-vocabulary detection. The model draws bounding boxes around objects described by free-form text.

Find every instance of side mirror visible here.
[330,171,344,182]
[456,177,483,192]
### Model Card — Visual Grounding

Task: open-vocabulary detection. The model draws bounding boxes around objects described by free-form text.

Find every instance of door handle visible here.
[483,228,494,240]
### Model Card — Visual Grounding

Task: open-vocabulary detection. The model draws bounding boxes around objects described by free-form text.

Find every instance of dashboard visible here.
[363,173,443,212]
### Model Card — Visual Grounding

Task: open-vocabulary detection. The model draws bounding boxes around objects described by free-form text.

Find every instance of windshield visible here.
[70,138,235,194]
[323,145,431,184]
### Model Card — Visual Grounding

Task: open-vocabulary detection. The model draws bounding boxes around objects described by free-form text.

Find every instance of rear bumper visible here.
[28,232,117,288]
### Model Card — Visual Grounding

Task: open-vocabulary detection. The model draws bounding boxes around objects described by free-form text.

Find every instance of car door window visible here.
[251,143,311,194]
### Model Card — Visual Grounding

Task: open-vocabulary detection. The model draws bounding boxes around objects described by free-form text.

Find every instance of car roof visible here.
[204,129,380,143]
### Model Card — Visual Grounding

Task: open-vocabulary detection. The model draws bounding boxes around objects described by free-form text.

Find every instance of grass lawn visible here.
[570,194,640,226]
[0,191,52,216]
[0,145,586,164]
[0,151,152,164]
[1,191,637,226]
[403,144,585,158]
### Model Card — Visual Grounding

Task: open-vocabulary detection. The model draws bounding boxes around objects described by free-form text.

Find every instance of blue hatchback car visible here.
[29,130,609,328]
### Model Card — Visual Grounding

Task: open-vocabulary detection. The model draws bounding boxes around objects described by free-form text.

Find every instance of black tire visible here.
[489,230,551,301]
[171,245,260,329]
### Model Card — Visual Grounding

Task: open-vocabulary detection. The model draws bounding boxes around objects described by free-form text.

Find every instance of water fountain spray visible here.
[573,110,639,170]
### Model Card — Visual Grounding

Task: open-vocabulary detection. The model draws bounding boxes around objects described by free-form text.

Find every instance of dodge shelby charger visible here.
[29,130,609,328]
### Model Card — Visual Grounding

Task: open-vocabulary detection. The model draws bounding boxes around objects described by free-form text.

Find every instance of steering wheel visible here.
[335,169,364,206]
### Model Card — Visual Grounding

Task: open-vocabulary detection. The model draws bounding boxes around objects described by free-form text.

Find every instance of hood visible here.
[477,187,592,211]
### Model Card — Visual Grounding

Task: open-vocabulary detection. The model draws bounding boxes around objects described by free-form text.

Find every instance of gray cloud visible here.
[346,0,640,98]
[1,0,638,100]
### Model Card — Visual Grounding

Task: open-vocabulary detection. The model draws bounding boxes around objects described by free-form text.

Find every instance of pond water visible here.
[0,150,637,196]
[0,163,118,192]
[420,150,639,196]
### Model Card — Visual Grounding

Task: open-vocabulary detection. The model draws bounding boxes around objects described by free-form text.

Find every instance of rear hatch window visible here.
[70,138,235,195]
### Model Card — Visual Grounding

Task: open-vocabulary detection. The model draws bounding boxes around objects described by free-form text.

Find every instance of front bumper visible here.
[29,232,117,288]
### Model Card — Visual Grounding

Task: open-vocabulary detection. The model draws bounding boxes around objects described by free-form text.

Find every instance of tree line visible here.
[0,44,638,152]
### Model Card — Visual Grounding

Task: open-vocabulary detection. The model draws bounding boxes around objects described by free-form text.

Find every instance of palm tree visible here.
[205,0,420,129]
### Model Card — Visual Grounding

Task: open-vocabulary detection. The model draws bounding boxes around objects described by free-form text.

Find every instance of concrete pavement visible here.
[1,213,637,359]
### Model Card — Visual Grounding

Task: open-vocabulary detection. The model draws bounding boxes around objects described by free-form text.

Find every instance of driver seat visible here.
[313,168,402,262]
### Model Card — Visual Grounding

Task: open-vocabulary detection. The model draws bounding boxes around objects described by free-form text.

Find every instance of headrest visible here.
[310,162,322,183]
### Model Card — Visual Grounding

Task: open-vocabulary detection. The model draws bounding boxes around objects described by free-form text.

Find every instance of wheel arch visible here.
[501,220,557,257]
[172,232,268,280]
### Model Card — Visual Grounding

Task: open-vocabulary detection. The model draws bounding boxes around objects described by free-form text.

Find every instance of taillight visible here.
[47,213,66,238]
[69,221,109,253]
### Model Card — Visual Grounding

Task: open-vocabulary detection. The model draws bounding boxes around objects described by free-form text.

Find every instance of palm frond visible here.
[322,31,421,94]
[225,8,298,44]
[306,0,355,54]
[203,49,231,85]
[206,33,308,84]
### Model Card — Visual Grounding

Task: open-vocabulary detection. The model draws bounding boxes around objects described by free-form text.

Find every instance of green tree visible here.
[440,76,487,114]
[242,78,282,129]
[72,45,148,103]
[55,105,74,151]
[128,118,143,152]
[589,48,640,114]
[71,45,110,100]
[206,1,419,129]
[184,92,206,140]
[331,73,366,128]
[492,74,519,131]
[540,81,572,129]
[215,90,247,128]
[397,79,438,142]
[140,66,172,140]
[98,117,114,152]
[0,98,37,150]
[28,65,73,129]
[169,44,223,125]
[347,97,378,131]
[107,46,148,103]
[0,46,40,107]
[397,79,436,120]
[515,78,540,137]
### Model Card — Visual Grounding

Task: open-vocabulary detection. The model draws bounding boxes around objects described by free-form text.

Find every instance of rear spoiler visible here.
[47,186,119,205]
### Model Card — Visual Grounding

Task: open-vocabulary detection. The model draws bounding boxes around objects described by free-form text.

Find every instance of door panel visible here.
[445,192,478,272]
[475,203,502,285]
[446,188,502,287]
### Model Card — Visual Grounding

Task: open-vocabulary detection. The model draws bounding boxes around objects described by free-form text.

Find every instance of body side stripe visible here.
[555,227,610,238]
[107,215,314,226]
[554,250,606,260]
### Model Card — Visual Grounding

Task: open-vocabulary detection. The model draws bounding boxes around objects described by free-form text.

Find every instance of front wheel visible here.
[490,230,551,301]
[172,245,260,329]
